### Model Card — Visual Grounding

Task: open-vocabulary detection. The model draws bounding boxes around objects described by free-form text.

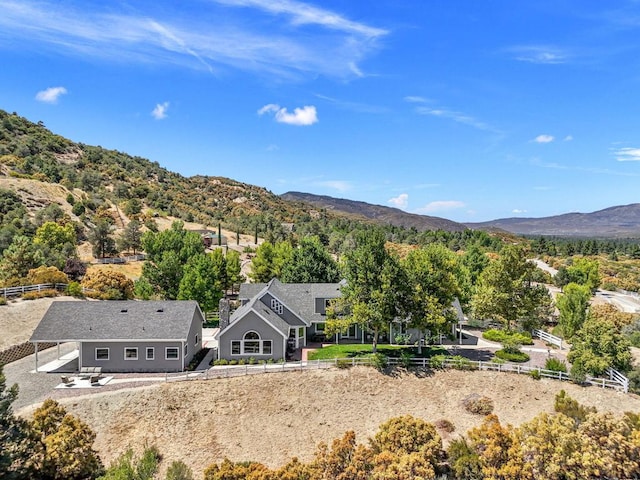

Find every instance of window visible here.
[124,347,138,360]
[194,334,199,345]
[231,331,272,355]
[146,347,155,360]
[95,348,109,360]
[243,331,260,353]
[315,322,326,332]
[184,344,188,357]
[166,347,179,360]
[270,298,283,314]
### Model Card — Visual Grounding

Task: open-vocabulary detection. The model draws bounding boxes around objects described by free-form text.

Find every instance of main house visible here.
[216,278,466,361]
[216,279,342,361]
[31,300,203,373]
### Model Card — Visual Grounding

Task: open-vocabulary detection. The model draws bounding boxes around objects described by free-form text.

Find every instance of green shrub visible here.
[238,358,246,365]
[228,359,238,365]
[394,333,412,345]
[0,297,6,306]
[451,355,472,370]
[213,359,228,366]
[483,328,533,345]
[495,349,530,363]
[545,357,568,372]
[248,357,256,365]
[530,369,541,380]
[627,331,640,348]
[165,460,194,480]
[462,394,494,415]
[429,354,447,369]
[370,353,388,370]
[399,350,413,368]
[66,281,84,297]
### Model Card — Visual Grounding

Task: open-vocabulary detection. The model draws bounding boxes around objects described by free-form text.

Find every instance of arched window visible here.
[243,331,260,354]
[231,331,272,356]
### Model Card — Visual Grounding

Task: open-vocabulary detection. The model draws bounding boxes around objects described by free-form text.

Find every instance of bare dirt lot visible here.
[53,367,640,475]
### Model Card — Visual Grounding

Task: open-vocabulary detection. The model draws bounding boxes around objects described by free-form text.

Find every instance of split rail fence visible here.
[164,356,629,393]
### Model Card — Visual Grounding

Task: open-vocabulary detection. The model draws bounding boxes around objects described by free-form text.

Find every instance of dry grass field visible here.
[55,367,640,476]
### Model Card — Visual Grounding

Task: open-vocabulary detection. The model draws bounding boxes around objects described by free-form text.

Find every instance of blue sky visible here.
[1,0,640,222]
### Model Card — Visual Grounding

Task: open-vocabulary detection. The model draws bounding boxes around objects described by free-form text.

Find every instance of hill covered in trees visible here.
[281,191,467,232]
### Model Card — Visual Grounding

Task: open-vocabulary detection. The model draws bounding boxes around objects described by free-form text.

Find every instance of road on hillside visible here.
[596,290,640,313]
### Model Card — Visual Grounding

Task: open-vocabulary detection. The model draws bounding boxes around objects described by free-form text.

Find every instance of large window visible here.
[231,331,273,355]
[166,347,179,360]
[124,347,138,360]
[95,348,109,361]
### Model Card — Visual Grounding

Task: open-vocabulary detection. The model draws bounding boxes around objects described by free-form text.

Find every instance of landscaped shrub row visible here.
[212,357,283,366]
[483,329,533,345]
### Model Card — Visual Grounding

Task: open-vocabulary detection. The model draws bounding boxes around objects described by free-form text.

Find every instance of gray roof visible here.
[30,300,202,342]
[238,279,341,325]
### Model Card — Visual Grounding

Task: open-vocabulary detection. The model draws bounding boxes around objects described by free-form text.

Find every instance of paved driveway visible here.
[3,342,78,411]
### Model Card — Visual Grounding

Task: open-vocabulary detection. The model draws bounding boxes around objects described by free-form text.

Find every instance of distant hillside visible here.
[0,109,336,229]
[467,204,640,237]
[281,191,467,232]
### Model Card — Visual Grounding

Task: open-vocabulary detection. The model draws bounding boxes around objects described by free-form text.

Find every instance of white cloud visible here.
[510,45,568,64]
[512,209,528,214]
[388,193,409,209]
[258,103,318,126]
[152,102,170,120]
[564,135,573,141]
[408,99,500,133]
[403,96,428,104]
[614,147,640,162]
[35,86,67,104]
[314,180,351,192]
[534,134,554,143]
[0,0,386,80]
[414,200,465,214]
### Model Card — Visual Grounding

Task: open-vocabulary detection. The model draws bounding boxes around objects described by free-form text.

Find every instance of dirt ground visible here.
[54,366,640,476]
[0,296,79,349]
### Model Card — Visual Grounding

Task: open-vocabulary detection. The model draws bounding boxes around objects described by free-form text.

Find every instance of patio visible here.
[55,375,113,389]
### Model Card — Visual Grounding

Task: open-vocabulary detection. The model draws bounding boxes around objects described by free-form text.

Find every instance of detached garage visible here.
[30,300,204,373]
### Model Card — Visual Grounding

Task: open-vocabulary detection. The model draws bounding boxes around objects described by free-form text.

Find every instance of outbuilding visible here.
[30,300,203,373]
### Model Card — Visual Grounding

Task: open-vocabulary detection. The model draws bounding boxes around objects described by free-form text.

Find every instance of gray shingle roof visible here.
[238,279,341,325]
[30,300,202,342]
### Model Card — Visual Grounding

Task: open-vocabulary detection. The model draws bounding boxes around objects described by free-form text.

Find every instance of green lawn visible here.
[307,343,447,360]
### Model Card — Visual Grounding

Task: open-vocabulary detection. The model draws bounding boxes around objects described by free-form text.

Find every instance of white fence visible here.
[1,283,68,299]
[532,329,563,349]
[165,356,629,393]
[93,254,146,264]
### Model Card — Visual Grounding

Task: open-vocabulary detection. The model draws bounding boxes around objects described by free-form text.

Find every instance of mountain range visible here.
[281,192,640,238]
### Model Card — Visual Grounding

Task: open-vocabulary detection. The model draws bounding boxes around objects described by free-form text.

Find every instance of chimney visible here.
[219,298,230,330]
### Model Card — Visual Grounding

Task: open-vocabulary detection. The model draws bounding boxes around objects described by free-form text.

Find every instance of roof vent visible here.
[120,309,128,313]
[156,308,164,313]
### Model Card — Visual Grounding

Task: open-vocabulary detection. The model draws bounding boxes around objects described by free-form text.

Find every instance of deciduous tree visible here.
[281,236,340,283]
[327,231,409,353]
[81,269,134,300]
[556,282,591,338]
[177,251,226,313]
[471,245,552,331]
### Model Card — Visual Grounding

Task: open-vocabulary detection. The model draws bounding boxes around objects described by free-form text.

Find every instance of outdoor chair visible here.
[60,376,74,387]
